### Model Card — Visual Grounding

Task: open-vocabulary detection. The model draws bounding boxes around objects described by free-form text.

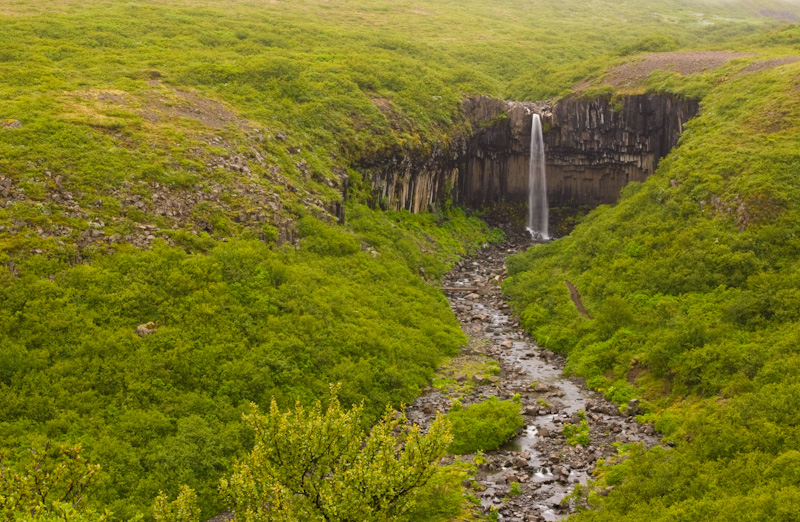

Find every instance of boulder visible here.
[135,322,157,337]
[1,119,22,129]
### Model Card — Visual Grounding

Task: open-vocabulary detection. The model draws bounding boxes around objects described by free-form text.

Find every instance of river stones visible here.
[406,229,663,521]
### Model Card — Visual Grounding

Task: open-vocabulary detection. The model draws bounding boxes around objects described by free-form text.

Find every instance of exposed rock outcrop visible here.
[361,93,699,213]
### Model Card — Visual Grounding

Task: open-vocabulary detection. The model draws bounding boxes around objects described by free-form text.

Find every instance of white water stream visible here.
[527,114,549,240]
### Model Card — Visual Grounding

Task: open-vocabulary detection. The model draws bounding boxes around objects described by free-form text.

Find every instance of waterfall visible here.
[527,113,549,240]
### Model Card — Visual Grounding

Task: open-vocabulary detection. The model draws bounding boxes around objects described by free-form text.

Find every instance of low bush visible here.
[445,397,523,454]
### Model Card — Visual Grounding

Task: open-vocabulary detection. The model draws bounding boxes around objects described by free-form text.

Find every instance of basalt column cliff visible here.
[361,94,699,212]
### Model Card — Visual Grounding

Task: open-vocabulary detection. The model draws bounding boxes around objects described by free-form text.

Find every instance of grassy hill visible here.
[1,0,797,273]
[3,0,800,519]
[505,24,800,522]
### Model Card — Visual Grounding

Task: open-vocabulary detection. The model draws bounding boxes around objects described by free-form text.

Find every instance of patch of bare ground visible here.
[565,280,592,319]
[60,86,248,131]
[371,96,393,114]
[577,51,753,90]
[738,56,800,75]
[142,84,245,129]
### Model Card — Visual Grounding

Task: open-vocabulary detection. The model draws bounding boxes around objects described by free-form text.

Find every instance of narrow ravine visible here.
[409,227,660,522]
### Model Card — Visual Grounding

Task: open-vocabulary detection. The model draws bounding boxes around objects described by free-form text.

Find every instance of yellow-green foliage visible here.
[153,487,200,522]
[401,462,479,522]
[445,397,523,455]
[220,388,452,522]
[0,445,110,522]
[0,206,494,519]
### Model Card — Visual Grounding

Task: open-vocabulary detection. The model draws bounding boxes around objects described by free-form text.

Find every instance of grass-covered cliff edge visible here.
[3,0,800,519]
[505,27,800,522]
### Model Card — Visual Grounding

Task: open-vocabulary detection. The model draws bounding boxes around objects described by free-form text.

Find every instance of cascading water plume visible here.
[527,113,549,240]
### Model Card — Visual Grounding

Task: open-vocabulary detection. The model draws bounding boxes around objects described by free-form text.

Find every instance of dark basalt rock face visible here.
[359,93,699,212]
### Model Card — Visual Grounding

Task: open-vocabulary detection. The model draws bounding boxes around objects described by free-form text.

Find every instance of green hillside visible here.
[3,0,800,519]
[505,25,800,522]
[1,0,796,273]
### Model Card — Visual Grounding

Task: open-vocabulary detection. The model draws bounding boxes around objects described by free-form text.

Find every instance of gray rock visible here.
[553,465,568,481]
[135,322,157,337]
[1,119,22,129]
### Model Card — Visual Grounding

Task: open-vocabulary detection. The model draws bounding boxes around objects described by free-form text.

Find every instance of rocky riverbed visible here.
[408,227,661,521]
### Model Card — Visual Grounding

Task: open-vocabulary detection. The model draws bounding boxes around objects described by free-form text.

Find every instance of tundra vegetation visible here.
[2,0,800,521]
[504,26,800,521]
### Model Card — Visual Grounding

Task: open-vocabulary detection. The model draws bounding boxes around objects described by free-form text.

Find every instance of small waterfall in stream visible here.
[527,113,549,240]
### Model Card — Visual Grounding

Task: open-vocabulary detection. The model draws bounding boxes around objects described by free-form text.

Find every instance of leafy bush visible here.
[0,445,110,522]
[445,397,523,454]
[399,463,475,522]
[219,388,452,522]
[563,411,591,446]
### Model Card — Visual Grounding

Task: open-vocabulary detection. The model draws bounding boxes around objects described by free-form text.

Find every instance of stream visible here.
[408,227,660,522]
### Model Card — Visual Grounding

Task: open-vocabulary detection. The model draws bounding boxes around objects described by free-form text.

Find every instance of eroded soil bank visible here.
[409,227,661,521]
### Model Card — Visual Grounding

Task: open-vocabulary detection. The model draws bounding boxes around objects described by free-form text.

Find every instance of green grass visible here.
[431,354,500,396]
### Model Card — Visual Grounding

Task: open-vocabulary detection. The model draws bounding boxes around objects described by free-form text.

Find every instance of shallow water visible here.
[410,233,659,521]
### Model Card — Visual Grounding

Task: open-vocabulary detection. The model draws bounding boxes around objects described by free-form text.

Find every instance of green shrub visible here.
[445,397,523,454]
[563,411,591,446]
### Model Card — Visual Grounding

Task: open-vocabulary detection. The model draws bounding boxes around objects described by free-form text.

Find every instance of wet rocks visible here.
[408,226,662,521]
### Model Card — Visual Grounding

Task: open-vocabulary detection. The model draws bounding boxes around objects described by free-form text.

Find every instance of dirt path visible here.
[409,227,659,521]
[565,281,592,320]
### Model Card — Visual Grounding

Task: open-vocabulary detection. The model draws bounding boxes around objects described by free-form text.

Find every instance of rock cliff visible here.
[360,93,699,212]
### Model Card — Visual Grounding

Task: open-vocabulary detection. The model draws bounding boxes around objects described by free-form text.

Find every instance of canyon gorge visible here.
[361,93,700,217]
